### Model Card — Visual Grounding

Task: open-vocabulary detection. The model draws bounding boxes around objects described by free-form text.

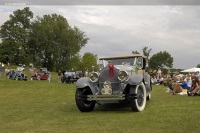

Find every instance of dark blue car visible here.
[9,69,27,81]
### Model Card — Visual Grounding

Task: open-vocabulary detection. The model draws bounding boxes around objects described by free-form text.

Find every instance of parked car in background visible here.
[61,70,79,83]
[9,67,27,81]
[40,68,48,73]
[75,54,152,112]
[31,68,49,80]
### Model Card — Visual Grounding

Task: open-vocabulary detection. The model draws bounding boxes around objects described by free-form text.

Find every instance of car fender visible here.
[144,73,152,95]
[76,77,97,94]
[128,74,143,86]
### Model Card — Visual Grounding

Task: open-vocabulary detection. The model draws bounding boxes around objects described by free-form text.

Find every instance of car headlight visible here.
[118,70,129,81]
[89,72,99,82]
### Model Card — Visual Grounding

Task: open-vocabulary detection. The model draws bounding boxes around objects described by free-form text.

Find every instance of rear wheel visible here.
[75,88,95,112]
[129,82,146,112]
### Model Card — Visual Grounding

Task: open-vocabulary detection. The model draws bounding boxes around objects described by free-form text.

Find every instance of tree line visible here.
[132,46,173,69]
[0,7,89,72]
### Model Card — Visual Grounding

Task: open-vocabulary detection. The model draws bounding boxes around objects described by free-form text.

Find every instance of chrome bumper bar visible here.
[78,94,137,101]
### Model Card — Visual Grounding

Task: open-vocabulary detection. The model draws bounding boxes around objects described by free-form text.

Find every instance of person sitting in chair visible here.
[187,77,200,96]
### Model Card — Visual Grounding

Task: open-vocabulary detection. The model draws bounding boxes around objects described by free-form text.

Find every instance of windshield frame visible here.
[99,57,136,67]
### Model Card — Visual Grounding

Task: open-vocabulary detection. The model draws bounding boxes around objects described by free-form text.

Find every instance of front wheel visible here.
[130,82,146,112]
[75,88,95,112]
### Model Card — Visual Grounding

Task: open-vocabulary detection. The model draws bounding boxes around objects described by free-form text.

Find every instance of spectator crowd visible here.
[151,68,200,96]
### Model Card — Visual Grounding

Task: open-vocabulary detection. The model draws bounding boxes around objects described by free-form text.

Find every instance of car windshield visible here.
[40,68,47,72]
[16,67,24,71]
[99,57,136,66]
[64,71,75,76]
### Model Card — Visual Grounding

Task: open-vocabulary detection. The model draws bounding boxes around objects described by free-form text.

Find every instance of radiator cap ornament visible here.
[109,64,114,77]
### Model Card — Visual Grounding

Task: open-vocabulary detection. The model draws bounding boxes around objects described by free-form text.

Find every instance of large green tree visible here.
[0,7,89,71]
[67,54,82,71]
[149,51,173,69]
[82,52,98,72]
[29,14,88,71]
[0,7,33,64]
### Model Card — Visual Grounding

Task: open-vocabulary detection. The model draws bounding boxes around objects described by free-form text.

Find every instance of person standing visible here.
[0,62,2,77]
[166,70,171,78]
[58,70,61,83]
[85,67,88,77]
[48,72,51,83]
[5,67,10,80]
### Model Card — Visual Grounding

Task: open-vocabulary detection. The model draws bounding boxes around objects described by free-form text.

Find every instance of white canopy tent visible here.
[181,67,200,73]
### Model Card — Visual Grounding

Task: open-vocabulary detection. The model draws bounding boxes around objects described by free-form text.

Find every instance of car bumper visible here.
[78,94,137,101]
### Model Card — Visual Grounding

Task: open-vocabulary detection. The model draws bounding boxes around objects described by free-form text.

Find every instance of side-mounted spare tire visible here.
[75,88,95,112]
[129,82,146,112]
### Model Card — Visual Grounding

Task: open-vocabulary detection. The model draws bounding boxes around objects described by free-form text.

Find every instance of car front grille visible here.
[99,67,121,94]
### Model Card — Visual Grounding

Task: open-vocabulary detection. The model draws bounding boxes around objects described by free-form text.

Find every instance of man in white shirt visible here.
[186,77,192,89]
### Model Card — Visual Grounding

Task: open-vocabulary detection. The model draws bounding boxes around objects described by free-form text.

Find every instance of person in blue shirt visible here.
[179,78,190,89]
[172,78,189,95]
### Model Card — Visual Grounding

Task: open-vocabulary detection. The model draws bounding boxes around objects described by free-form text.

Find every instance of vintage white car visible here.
[75,54,152,112]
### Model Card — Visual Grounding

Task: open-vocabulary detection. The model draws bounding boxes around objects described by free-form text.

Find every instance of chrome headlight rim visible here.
[89,72,99,82]
[118,70,129,82]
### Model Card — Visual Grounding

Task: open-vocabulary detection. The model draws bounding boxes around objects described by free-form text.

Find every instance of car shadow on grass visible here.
[94,102,132,112]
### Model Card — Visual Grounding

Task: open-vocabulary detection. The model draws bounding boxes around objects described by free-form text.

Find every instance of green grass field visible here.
[0,71,200,133]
